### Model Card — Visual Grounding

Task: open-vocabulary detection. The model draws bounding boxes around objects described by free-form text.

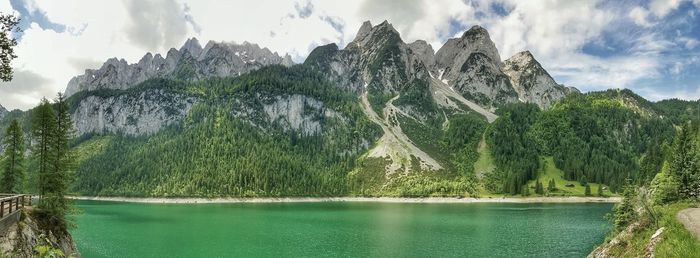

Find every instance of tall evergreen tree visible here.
[585,184,591,196]
[1,119,25,193]
[597,184,604,197]
[31,98,56,197]
[668,122,700,199]
[43,93,75,229]
[547,179,555,192]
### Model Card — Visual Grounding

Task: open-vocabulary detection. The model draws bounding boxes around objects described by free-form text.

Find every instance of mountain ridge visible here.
[64,38,294,96]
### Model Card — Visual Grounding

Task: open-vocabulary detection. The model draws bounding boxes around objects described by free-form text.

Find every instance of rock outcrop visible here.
[502,51,578,109]
[72,89,195,136]
[304,21,430,94]
[0,211,80,258]
[432,25,518,108]
[65,38,293,96]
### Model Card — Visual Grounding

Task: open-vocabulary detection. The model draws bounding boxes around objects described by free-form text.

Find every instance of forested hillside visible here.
[484,89,677,195]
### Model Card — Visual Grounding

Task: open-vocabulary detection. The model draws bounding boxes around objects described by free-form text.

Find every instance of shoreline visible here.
[68,196,621,204]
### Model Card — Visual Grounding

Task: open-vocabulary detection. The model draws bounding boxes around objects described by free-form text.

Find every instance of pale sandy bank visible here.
[68,196,621,204]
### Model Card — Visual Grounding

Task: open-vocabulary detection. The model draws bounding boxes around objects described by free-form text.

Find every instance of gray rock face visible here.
[449,52,519,107]
[305,21,429,94]
[433,25,518,108]
[261,94,343,135]
[408,40,435,68]
[72,89,195,136]
[435,25,503,75]
[502,51,575,109]
[65,38,294,96]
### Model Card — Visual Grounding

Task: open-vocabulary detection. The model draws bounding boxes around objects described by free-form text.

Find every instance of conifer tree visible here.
[585,184,591,196]
[1,119,25,193]
[668,122,700,199]
[597,184,604,197]
[547,179,555,192]
[31,94,75,230]
[31,98,56,197]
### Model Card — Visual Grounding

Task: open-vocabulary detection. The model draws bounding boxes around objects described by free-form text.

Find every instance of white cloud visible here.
[486,0,612,59]
[629,6,652,27]
[649,0,682,17]
[680,37,700,49]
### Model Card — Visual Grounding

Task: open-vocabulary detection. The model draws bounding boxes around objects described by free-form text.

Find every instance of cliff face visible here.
[72,88,196,136]
[0,211,80,258]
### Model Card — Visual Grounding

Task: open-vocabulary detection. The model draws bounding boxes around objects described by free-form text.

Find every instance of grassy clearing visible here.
[527,156,612,197]
[473,137,495,178]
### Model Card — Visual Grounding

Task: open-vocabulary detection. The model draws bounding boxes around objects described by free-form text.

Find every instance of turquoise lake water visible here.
[70,201,613,258]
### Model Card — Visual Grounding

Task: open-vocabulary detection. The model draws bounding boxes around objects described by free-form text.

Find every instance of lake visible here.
[70,201,613,258]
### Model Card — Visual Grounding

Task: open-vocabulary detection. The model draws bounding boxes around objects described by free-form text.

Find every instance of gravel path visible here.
[677,208,700,239]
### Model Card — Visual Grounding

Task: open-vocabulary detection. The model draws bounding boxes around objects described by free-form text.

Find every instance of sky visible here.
[0,0,699,110]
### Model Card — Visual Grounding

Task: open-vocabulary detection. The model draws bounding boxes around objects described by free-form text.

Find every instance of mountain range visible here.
[0,21,696,197]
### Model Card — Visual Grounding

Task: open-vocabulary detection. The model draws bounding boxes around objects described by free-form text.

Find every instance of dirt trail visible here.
[677,208,700,239]
[429,78,498,123]
[360,92,442,173]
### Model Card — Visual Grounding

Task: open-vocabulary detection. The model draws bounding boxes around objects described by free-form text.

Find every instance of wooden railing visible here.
[0,194,32,219]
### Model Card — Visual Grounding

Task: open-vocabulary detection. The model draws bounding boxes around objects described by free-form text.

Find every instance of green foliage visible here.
[600,202,700,258]
[32,99,57,197]
[527,90,675,192]
[33,234,67,258]
[597,184,604,197]
[534,180,544,195]
[584,184,591,196]
[303,43,339,71]
[613,182,637,231]
[31,94,76,230]
[668,122,700,199]
[487,103,540,194]
[442,113,487,176]
[654,98,700,125]
[366,88,395,118]
[547,179,555,192]
[0,13,19,82]
[394,79,439,123]
[1,119,25,193]
[650,167,679,205]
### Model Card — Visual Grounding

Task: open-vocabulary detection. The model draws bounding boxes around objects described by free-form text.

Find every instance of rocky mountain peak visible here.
[355,21,373,42]
[350,20,401,47]
[435,25,502,74]
[408,40,435,68]
[180,37,203,57]
[503,50,576,109]
[504,51,537,67]
[64,39,294,96]
[461,25,490,39]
